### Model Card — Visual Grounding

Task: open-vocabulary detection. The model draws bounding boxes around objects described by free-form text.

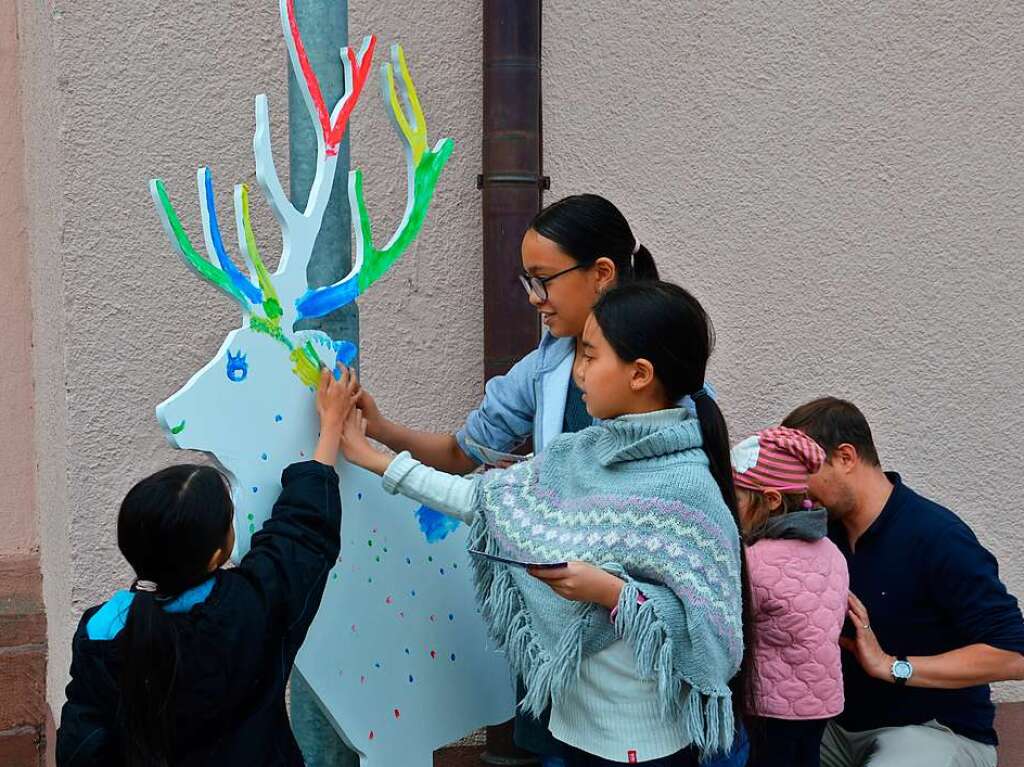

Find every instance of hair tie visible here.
[802,498,814,510]
[134,579,159,594]
[630,240,641,259]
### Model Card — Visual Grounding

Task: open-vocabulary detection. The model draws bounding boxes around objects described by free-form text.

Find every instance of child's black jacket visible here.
[56,460,341,766]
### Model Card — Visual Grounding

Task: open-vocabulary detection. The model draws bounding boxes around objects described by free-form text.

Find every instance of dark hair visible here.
[530,194,659,283]
[116,464,233,766]
[781,397,880,466]
[592,280,756,727]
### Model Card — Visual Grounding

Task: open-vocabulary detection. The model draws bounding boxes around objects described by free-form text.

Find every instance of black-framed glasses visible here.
[518,264,586,301]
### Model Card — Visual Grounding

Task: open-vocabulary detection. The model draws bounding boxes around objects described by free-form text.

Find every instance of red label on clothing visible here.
[628,750,638,763]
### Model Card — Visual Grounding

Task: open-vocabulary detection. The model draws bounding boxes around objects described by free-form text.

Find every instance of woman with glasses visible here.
[354,193,707,765]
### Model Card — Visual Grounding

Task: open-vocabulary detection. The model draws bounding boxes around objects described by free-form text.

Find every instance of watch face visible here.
[893,660,913,679]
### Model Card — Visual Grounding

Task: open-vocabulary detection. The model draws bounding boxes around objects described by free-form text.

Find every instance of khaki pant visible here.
[820,720,998,767]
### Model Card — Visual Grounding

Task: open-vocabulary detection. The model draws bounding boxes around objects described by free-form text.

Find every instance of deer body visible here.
[149,1,514,763]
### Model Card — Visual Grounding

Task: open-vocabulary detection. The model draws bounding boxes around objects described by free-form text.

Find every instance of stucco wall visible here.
[17,0,483,715]
[21,0,1024,718]
[543,2,1024,701]
[1,1,37,557]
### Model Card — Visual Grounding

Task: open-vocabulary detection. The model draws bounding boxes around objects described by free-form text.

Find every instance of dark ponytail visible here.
[593,281,756,731]
[531,194,659,284]
[116,465,233,766]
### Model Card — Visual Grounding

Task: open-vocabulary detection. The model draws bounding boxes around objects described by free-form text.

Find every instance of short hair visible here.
[781,397,880,467]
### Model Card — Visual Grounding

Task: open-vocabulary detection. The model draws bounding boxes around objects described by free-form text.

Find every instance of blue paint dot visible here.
[404,648,410,655]
[440,568,445,575]
[261,453,268,461]
[274,414,283,423]
[357,492,363,501]
[408,675,414,683]
[405,557,412,565]
[374,662,381,669]
[252,486,258,493]
[410,590,416,597]
[450,653,456,662]
[448,613,454,621]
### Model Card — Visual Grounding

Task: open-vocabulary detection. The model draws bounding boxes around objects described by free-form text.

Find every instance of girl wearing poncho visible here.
[341,282,748,766]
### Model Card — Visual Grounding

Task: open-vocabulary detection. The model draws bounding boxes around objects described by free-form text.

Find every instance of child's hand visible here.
[529,562,625,610]
[316,364,358,432]
[340,408,391,476]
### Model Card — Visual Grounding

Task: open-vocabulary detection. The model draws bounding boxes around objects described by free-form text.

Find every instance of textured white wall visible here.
[543,2,1024,700]
[20,0,1024,717]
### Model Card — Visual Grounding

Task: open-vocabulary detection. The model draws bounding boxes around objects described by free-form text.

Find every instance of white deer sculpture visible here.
[147,1,514,764]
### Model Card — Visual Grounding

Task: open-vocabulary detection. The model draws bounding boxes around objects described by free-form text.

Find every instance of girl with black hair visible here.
[55,366,357,767]
[355,193,703,765]
[338,281,750,767]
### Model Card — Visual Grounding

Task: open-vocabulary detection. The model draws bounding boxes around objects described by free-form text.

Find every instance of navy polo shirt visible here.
[829,473,1024,745]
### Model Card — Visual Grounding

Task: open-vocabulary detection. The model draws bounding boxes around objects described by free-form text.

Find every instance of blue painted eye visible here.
[226,350,249,382]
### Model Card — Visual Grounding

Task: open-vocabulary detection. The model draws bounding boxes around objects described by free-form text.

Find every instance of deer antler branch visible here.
[293,44,454,321]
[253,0,375,240]
[150,172,261,312]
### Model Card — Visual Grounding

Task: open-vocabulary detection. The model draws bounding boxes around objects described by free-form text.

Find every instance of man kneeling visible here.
[783,397,1024,767]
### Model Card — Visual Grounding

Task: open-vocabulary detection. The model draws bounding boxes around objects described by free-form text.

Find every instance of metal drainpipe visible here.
[288,1,361,764]
[479,1,546,765]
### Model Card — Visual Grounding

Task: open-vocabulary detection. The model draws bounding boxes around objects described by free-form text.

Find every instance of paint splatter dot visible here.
[450,653,456,662]
[408,675,414,683]
[248,524,256,534]
[383,546,388,553]
[360,675,366,684]
[170,420,186,435]
[410,590,416,597]
[406,557,412,565]
[260,452,268,461]
[429,614,436,622]
[299,450,305,457]
[247,513,254,521]
[385,596,393,605]
[357,492,363,500]
[375,556,380,563]
[368,539,373,547]
[414,505,461,543]
[428,556,433,562]
[440,568,445,575]
[252,486,258,493]
[448,613,455,621]
[332,573,338,580]
[374,662,381,669]
[368,731,374,741]
[398,611,405,619]
[429,650,436,659]
[394,708,400,719]
[404,648,410,654]
[368,577,373,584]
[274,414,283,422]
[453,563,458,569]
[351,624,357,632]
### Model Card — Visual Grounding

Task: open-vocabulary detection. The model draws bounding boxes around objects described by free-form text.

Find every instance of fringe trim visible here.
[615,581,735,758]
[468,515,590,717]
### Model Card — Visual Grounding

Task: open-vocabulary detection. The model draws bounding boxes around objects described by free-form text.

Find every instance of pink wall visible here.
[0,0,37,555]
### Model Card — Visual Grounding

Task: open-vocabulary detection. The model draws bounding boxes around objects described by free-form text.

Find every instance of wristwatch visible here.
[891,655,913,686]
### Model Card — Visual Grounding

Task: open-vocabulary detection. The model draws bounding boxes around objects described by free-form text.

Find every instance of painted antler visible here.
[256,0,375,245]
[293,44,455,321]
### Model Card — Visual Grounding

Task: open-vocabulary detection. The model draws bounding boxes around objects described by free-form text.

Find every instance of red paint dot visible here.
[430,650,437,659]
[394,708,401,719]
[351,624,357,632]
[360,675,366,684]
[368,730,374,740]
[385,595,393,605]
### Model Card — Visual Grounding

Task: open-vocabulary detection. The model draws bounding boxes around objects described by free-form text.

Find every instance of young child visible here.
[341,281,747,767]
[730,426,849,767]
[56,366,357,767]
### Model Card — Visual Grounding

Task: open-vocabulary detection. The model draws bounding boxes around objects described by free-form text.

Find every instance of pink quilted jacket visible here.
[746,537,849,719]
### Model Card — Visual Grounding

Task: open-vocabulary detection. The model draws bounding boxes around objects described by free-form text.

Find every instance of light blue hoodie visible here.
[456,333,712,462]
